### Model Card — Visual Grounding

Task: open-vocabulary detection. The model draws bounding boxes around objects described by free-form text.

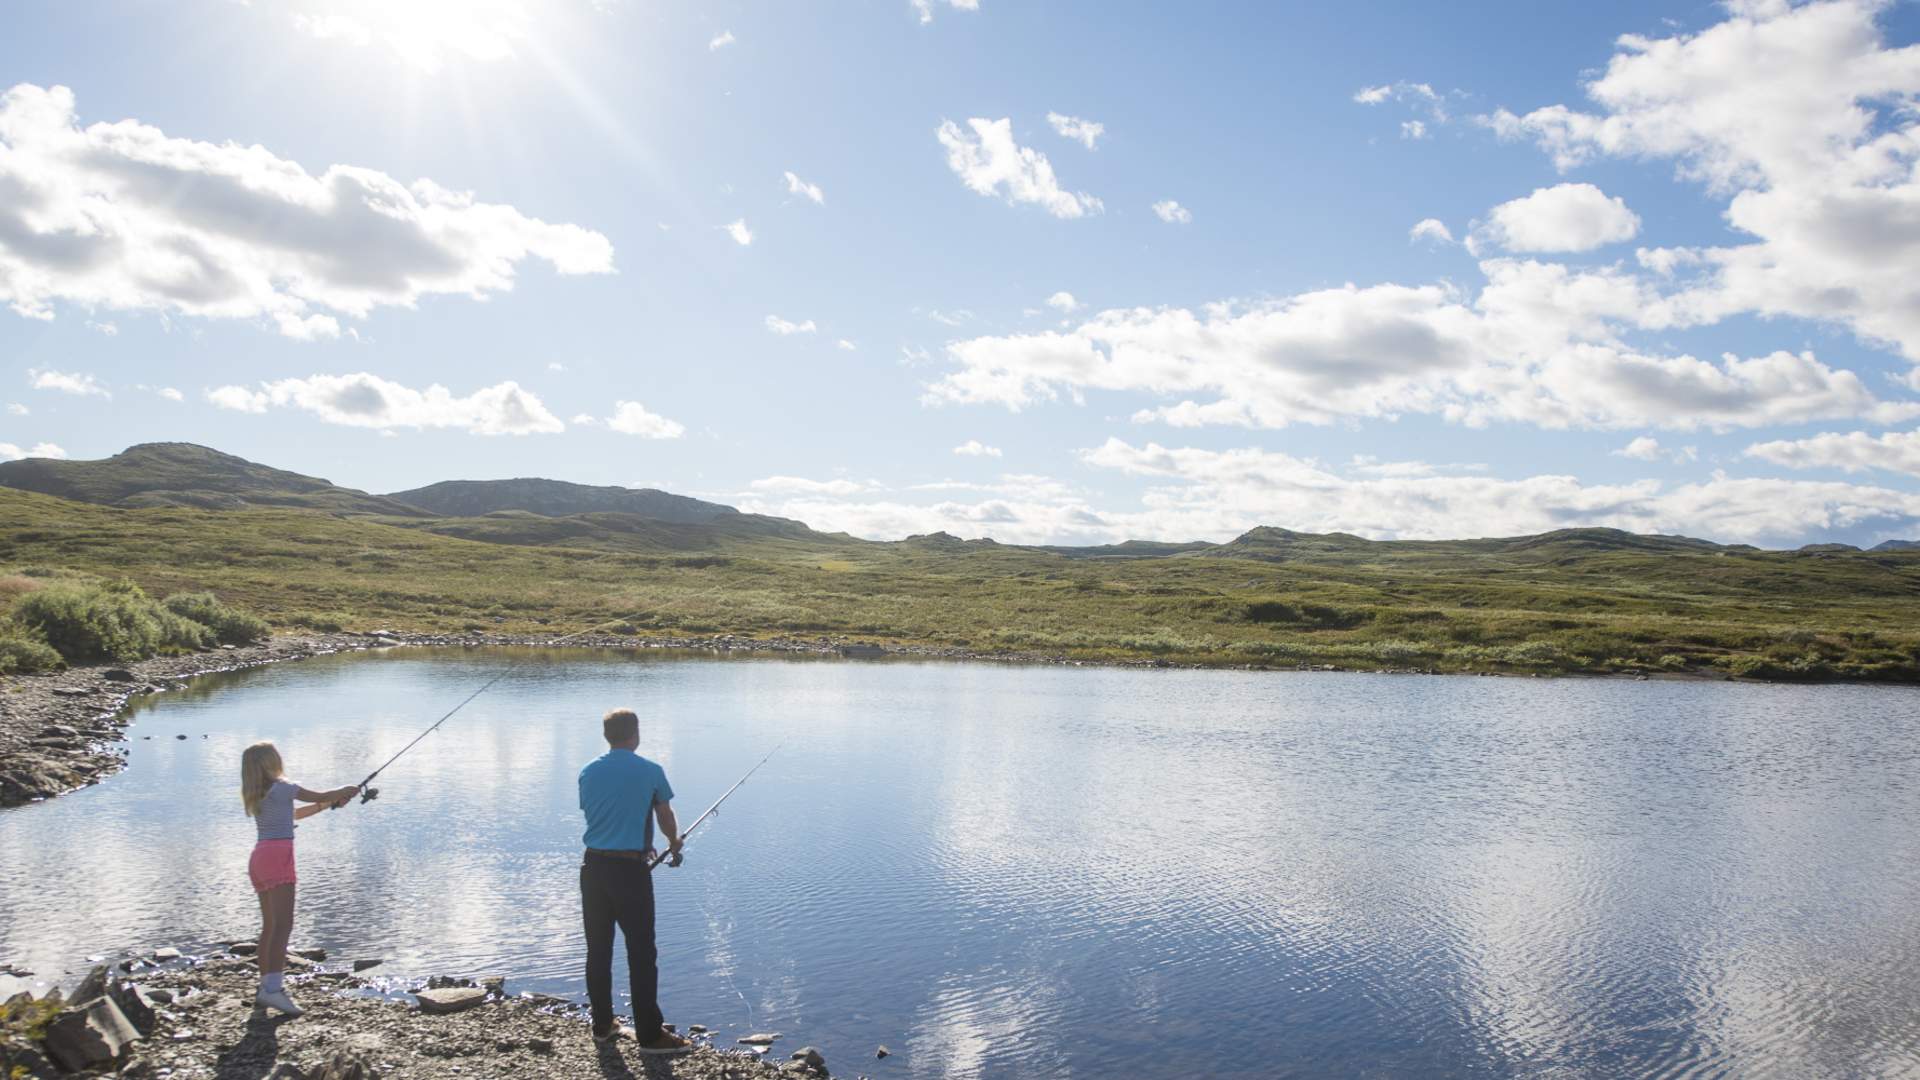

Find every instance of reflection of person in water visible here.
[577,708,692,1055]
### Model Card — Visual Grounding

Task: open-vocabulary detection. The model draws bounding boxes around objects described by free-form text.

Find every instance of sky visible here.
[4,0,1920,548]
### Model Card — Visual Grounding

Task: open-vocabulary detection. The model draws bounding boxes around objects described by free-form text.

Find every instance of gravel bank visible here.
[2,952,844,1079]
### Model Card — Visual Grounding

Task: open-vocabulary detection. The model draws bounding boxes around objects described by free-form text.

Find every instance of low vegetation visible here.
[0,566,267,672]
[2,485,1918,682]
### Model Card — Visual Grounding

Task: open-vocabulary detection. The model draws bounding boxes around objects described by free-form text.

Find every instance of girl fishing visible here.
[239,741,361,1017]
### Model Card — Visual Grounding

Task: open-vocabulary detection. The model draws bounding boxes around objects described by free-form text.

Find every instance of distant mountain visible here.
[387,478,737,523]
[1874,539,1920,552]
[1211,526,1730,564]
[0,443,422,516]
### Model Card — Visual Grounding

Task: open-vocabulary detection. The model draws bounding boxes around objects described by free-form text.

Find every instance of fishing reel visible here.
[360,785,380,805]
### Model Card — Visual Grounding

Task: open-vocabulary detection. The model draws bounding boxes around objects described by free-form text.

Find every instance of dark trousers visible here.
[580,854,663,1038]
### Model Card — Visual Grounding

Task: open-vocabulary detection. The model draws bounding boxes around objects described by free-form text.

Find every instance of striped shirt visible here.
[255,779,299,841]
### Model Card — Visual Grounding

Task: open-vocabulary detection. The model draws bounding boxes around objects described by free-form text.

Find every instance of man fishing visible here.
[578,708,692,1054]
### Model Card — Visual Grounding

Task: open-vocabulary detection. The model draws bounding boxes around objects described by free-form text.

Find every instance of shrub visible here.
[0,625,62,674]
[12,580,214,663]
[163,592,269,644]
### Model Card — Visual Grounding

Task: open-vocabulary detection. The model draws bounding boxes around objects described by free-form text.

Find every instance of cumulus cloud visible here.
[1470,183,1641,254]
[1401,120,1429,140]
[953,439,1002,457]
[927,267,1920,432]
[911,0,978,24]
[205,372,564,434]
[783,171,824,204]
[765,315,817,335]
[1409,218,1454,245]
[1614,436,1664,461]
[0,441,65,461]
[1046,112,1104,150]
[0,84,613,340]
[28,368,109,397]
[605,400,684,438]
[1046,291,1079,312]
[1151,199,1192,224]
[1746,428,1920,478]
[1479,1,1920,369]
[722,219,753,246]
[708,29,735,50]
[1080,437,1920,547]
[937,118,1102,219]
[157,386,183,402]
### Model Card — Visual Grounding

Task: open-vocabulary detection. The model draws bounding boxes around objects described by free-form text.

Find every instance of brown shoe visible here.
[636,1032,692,1055]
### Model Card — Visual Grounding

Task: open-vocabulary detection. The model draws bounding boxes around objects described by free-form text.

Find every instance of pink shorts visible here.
[249,839,297,893]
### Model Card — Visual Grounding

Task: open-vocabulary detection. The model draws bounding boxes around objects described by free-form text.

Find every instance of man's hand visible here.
[667,837,684,868]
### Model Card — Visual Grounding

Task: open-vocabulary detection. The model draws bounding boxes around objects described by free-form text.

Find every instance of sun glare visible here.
[288,0,538,73]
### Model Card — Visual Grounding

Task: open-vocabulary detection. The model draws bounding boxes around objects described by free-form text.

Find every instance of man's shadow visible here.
[595,1041,693,1079]
[212,1009,295,1080]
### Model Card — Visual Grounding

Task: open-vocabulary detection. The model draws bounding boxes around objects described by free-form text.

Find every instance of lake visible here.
[2,647,1919,1078]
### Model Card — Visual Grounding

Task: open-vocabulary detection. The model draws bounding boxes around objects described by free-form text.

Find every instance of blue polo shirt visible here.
[579,749,674,851]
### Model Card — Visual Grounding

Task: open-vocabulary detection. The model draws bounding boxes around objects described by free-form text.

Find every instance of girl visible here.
[240,741,360,1016]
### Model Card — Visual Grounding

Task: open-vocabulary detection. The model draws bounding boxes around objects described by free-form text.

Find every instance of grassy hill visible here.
[2,481,1917,682]
[0,443,422,516]
[386,477,739,522]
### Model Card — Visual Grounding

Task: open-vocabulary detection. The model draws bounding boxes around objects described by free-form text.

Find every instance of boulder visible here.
[291,947,327,961]
[351,959,384,972]
[229,942,259,956]
[102,669,136,682]
[876,1045,892,1059]
[109,979,158,1036]
[791,1046,827,1069]
[739,1032,783,1045]
[152,947,182,962]
[42,995,141,1072]
[70,964,109,1003]
[414,987,487,1015]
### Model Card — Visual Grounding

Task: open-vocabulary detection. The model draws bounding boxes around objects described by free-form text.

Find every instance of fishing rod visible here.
[349,609,672,804]
[647,743,782,869]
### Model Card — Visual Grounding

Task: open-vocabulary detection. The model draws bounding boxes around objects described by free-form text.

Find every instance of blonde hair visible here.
[241,742,285,818]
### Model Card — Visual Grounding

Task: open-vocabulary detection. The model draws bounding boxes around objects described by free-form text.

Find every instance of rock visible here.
[283,953,316,970]
[414,986,487,1015]
[876,1045,892,1058]
[51,686,92,697]
[351,959,384,972]
[147,987,175,1004]
[71,964,109,1003]
[291,947,327,961]
[42,995,142,1072]
[229,942,258,956]
[527,1037,554,1053]
[102,668,136,682]
[109,979,158,1036]
[688,1024,708,1034]
[37,724,79,738]
[175,734,188,740]
[791,1046,827,1069]
[152,947,182,961]
[740,1032,783,1045]
[479,975,506,996]
[308,1051,380,1080]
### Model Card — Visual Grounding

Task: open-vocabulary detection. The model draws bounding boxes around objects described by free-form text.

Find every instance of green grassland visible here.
[6,485,1920,681]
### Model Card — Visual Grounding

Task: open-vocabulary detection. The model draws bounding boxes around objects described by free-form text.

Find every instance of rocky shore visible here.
[1,949,851,1079]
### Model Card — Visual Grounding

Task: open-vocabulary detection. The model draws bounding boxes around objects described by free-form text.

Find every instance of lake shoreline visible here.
[1,950,817,1079]
[0,627,1739,811]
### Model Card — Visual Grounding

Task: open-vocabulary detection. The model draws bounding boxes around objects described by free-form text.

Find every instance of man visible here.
[578,708,692,1054]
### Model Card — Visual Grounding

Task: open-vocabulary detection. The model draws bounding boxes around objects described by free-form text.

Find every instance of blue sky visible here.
[4,0,1920,546]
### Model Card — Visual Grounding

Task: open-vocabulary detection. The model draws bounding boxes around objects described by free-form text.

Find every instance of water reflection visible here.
[2,649,1919,1078]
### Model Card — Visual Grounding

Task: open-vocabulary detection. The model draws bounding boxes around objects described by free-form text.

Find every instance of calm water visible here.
[3,648,1919,1078]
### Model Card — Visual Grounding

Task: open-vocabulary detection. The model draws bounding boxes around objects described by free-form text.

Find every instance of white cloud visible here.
[1046,112,1104,150]
[927,309,973,326]
[205,372,564,434]
[1151,200,1193,224]
[1746,428,1920,478]
[910,0,978,24]
[0,85,611,340]
[1354,82,1438,107]
[1471,183,1641,255]
[936,118,1102,219]
[29,368,108,397]
[836,339,857,351]
[87,320,117,336]
[1080,437,1920,547]
[1480,1,1920,371]
[1046,291,1079,312]
[5,403,25,416]
[287,4,532,72]
[605,400,684,438]
[953,439,1002,457]
[765,314,817,335]
[0,441,66,461]
[749,475,875,496]
[928,270,1920,432]
[1409,218,1454,245]
[708,29,735,50]
[1401,120,1429,140]
[1614,435,1664,461]
[546,361,567,372]
[722,218,753,246]
[782,171,824,204]
[157,386,183,402]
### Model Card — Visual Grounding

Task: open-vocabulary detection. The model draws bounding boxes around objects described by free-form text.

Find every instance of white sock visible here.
[262,972,283,994]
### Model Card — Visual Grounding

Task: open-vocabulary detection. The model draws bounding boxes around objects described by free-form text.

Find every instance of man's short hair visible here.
[603,708,639,745]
